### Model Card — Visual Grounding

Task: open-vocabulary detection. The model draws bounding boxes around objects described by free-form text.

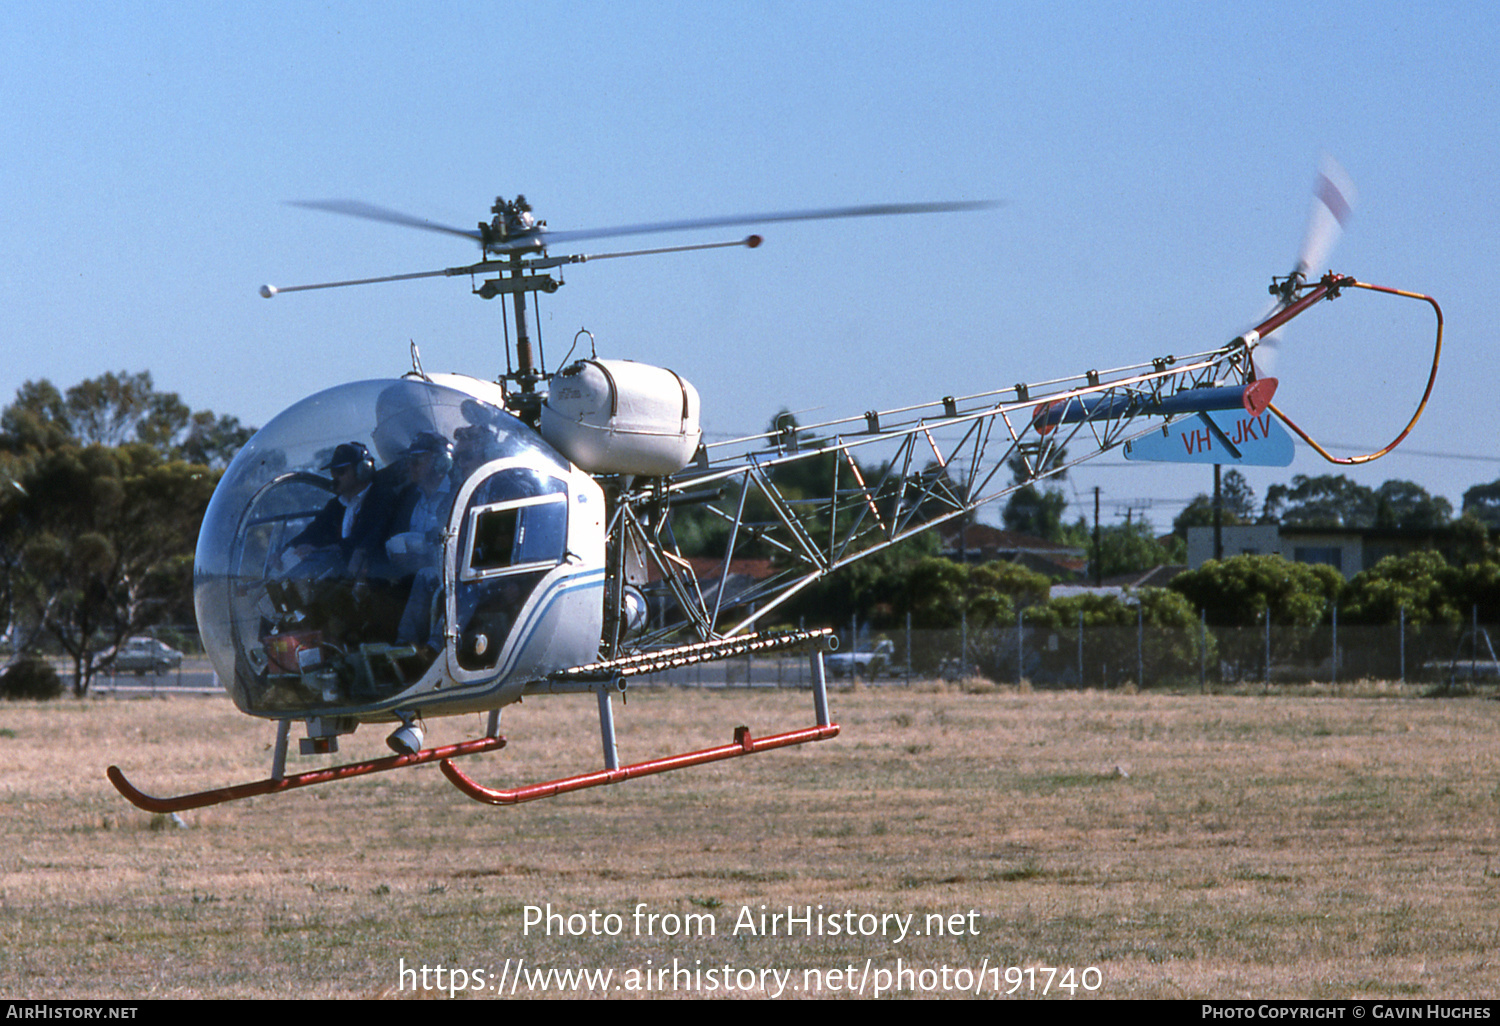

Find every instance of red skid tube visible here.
[107,735,507,814]
[441,723,840,805]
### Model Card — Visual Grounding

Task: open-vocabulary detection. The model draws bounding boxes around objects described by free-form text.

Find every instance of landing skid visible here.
[441,723,839,805]
[107,736,506,814]
[442,636,842,805]
[107,632,839,812]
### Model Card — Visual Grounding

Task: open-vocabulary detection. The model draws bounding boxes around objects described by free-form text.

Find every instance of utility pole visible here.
[1093,486,1102,586]
[1213,463,1224,561]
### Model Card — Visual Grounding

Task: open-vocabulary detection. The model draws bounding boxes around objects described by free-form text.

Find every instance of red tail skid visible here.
[440,723,840,805]
[106,736,508,814]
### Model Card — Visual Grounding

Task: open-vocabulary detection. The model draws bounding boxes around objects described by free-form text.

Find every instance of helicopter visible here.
[107,174,1442,813]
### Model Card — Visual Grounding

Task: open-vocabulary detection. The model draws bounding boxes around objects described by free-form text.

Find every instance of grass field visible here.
[1,680,1498,1000]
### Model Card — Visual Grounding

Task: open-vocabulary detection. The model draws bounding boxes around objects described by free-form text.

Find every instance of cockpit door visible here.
[444,463,572,681]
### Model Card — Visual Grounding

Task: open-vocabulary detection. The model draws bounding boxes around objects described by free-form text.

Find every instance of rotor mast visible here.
[509,253,539,392]
[473,196,560,419]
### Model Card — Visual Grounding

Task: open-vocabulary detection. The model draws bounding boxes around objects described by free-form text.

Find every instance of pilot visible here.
[286,441,400,580]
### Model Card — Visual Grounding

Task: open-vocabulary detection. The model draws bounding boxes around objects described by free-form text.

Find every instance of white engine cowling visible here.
[540,359,702,476]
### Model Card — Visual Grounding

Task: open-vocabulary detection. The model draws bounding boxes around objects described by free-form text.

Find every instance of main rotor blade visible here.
[494,199,1001,251]
[287,199,483,243]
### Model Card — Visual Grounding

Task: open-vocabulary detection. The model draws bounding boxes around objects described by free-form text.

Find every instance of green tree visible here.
[1171,553,1342,680]
[1373,480,1453,529]
[64,371,182,447]
[1444,559,1500,624]
[891,556,1050,631]
[0,371,253,468]
[784,531,941,631]
[1173,469,1257,535]
[1262,474,1377,528]
[890,556,1051,628]
[1460,479,1500,530]
[1172,554,1341,628]
[1001,446,1069,541]
[1450,511,1497,565]
[890,555,1051,675]
[1340,550,1459,627]
[1002,484,1069,540]
[9,444,217,695]
[1337,551,1500,680]
[178,410,255,470]
[0,374,246,688]
[1061,518,1182,579]
[1028,588,1208,686]
[0,380,71,454]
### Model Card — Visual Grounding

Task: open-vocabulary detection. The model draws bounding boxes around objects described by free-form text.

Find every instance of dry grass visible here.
[1,682,1498,999]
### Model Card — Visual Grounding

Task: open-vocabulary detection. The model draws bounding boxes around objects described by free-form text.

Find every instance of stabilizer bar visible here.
[1033,378,1278,432]
[1268,279,1443,465]
[107,735,507,814]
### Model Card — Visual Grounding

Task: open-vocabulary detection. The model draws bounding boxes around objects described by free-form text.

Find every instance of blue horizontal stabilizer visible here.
[1123,409,1294,466]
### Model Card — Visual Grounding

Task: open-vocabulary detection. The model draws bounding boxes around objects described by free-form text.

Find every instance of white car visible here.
[113,637,184,675]
[825,639,895,678]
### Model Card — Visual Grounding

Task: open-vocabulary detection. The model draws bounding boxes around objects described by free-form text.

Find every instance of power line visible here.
[1319,441,1500,463]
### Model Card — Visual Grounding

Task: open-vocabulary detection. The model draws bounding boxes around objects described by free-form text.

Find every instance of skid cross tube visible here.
[107,736,507,814]
[442,646,839,805]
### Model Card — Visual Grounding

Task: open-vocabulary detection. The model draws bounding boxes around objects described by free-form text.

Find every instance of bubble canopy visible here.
[194,377,577,717]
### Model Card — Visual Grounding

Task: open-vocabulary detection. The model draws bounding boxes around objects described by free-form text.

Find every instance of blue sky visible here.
[3,1,1496,530]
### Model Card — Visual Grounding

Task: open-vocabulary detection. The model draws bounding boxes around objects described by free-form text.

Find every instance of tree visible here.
[1173,469,1257,535]
[1027,588,1208,686]
[1444,558,1500,625]
[63,371,182,448]
[1170,553,1342,679]
[893,555,1049,631]
[784,531,941,631]
[1340,550,1458,626]
[0,380,71,455]
[1450,511,1497,565]
[178,410,256,470]
[0,371,254,467]
[1461,479,1500,530]
[1060,518,1182,579]
[889,555,1051,676]
[1339,550,1499,680]
[1002,484,1069,539]
[1171,554,1341,628]
[1372,480,1452,530]
[1262,474,1376,528]
[9,444,217,695]
[1001,446,1069,541]
[0,374,249,691]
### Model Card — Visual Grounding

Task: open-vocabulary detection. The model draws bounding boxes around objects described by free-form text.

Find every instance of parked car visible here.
[826,638,895,678]
[113,637,184,675]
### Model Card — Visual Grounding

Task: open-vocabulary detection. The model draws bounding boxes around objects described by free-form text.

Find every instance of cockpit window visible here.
[466,495,568,577]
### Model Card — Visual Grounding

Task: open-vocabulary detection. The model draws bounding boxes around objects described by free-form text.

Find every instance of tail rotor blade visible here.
[1295,154,1356,279]
[1252,156,1357,378]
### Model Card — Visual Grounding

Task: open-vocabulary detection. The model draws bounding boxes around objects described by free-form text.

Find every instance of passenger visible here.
[451,423,500,485]
[390,432,457,652]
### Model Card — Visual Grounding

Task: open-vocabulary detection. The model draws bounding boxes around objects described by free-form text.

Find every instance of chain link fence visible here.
[631,612,1500,691]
